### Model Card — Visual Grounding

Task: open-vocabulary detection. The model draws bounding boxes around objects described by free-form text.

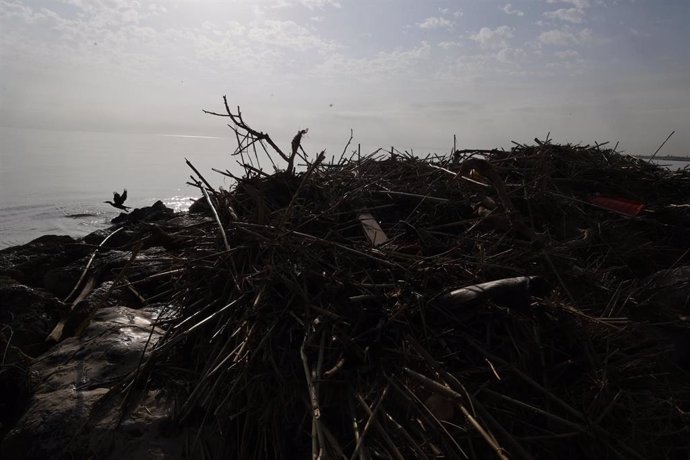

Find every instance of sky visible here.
[1,0,689,156]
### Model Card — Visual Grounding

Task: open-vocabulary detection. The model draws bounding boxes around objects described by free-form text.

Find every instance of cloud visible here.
[629,28,651,38]
[417,16,453,29]
[539,28,591,46]
[298,0,341,9]
[315,42,432,79]
[555,49,579,59]
[0,1,170,66]
[470,26,514,48]
[247,19,338,52]
[54,0,161,23]
[545,52,586,73]
[0,1,48,23]
[272,0,341,9]
[546,0,590,8]
[501,4,524,16]
[497,47,527,63]
[438,7,463,17]
[544,7,586,23]
[410,100,479,113]
[437,41,461,49]
[0,0,342,82]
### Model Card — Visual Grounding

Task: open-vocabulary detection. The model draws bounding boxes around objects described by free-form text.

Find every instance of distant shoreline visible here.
[635,155,690,162]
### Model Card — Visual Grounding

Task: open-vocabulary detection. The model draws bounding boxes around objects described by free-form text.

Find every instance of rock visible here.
[2,387,109,459]
[0,277,66,438]
[0,199,190,457]
[83,228,138,248]
[35,306,163,393]
[43,265,83,299]
[111,201,174,225]
[92,389,187,460]
[0,277,65,356]
[90,247,171,284]
[0,341,35,441]
[0,235,89,287]
[59,281,124,339]
[45,246,176,342]
[165,214,211,227]
[1,306,165,459]
[82,248,166,279]
[23,235,76,248]
[90,250,133,274]
[188,196,209,214]
[0,277,63,428]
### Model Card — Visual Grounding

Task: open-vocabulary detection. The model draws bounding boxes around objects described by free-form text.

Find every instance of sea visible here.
[1,127,688,249]
[0,127,243,249]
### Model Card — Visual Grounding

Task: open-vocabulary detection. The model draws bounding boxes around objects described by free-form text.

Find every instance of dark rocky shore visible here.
[0,201,202,459]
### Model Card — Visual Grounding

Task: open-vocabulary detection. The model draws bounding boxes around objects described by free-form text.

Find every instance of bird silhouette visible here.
[104,189,131,212]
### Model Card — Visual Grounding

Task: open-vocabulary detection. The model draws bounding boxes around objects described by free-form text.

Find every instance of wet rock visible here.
[0,341,35,440]
[111,201,174,225]
[59,281,125,339]
[164,214,211,228]
[46,247,176,342]
[36,306,162,393]
[91,250,133,274]
[1,306,164,459]
[125,248,175,293]
[2,387,109,459]
[0,277,65,438]
[83,228,138,248]
[92,390,187,460]
[141,215,212,251]
[0,235,89,287]
[43,265,83,299]
[139,224,186,251]
[83,248,165,278]
[21,235,76,249]
[188,196,209,214]
[0,277,65,356]
[0,200,188,457]
[89,247,172,285]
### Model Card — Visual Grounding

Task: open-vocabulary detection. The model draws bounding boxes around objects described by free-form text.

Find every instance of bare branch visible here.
[204,95,293,169]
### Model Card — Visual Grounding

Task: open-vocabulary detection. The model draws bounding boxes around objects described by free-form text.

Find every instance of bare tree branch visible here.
[203,95,299,172]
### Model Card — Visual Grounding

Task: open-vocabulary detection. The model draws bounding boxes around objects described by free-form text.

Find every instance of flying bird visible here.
[105,189,131,212]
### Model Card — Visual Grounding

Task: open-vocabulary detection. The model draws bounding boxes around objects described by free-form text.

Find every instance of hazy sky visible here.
[1,0,688,155]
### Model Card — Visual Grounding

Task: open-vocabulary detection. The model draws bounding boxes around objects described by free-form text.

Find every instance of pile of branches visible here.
[115,98,690,459]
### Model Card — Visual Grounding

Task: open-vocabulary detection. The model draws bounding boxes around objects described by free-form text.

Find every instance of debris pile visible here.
[3,98,689,460]
[113,101,690,459]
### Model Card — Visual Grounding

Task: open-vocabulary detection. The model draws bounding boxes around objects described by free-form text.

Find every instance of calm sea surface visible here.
[0,127,243,248]
[1,127,688,249]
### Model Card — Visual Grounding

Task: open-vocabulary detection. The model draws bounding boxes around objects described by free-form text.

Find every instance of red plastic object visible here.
[590,196,645,217]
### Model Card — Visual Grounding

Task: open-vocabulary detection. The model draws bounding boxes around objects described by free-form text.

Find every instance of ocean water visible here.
[0,127,242,248]
[652,159,690,170]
